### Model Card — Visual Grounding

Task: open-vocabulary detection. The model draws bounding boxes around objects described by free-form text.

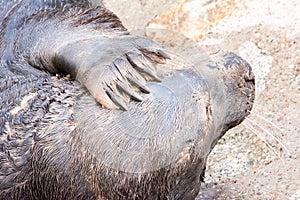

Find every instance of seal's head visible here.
[207,50,255,149]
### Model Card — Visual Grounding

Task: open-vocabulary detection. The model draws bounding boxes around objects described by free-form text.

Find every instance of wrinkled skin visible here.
[0,0,255,200]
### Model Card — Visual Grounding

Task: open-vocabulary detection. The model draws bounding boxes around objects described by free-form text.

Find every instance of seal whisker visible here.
[243,119,287,165]
[245,117,291,157]
[251,112,284,133]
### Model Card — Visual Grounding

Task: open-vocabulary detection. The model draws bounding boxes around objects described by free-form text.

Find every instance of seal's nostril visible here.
[247,65,252,77]
[244,63,255,82]
[245,70,255,82]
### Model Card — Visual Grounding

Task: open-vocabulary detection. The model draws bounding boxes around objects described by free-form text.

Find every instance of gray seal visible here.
[0,1,255,199]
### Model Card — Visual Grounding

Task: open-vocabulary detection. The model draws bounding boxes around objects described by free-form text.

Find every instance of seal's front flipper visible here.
[80,54,151,110]
[52,36,169,110]
[0,1,170,110]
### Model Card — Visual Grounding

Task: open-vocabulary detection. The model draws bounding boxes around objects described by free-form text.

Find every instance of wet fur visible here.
[0,1,255,199]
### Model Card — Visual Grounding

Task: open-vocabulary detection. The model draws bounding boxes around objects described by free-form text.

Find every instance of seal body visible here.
[0,1,255,199]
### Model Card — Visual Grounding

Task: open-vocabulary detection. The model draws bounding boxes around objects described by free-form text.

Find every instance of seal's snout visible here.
[209,50,255,87]
[208,50,255,129]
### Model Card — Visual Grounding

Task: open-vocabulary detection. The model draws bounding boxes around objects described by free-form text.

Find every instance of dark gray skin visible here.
[0,0,255,199]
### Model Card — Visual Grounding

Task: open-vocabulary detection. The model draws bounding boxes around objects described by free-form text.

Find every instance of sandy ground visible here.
[101,0,300,199]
